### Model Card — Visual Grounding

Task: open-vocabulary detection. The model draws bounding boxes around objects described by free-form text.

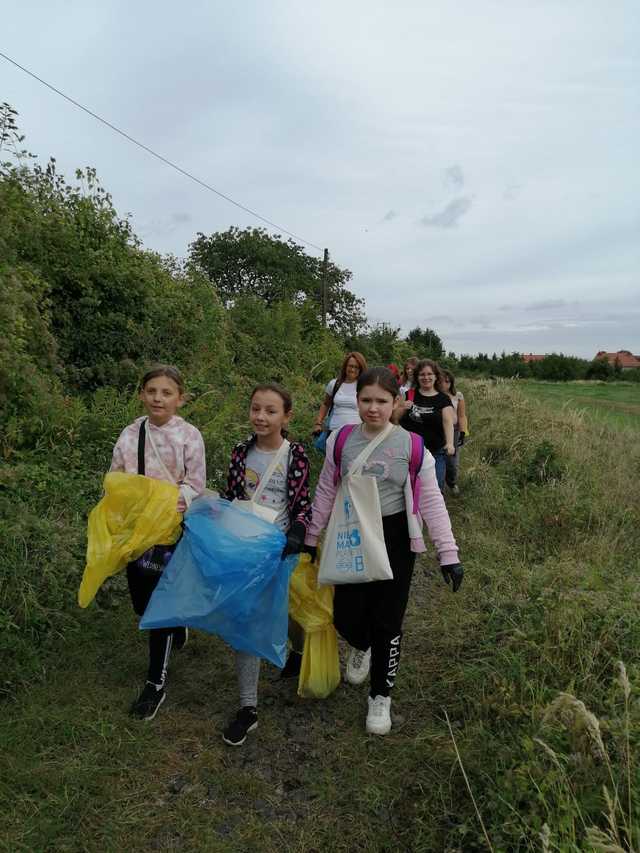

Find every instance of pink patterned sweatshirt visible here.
[110,416,206,499]
[305,429,459,567]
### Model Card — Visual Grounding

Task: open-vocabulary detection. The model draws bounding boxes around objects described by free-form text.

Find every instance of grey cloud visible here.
[420,196,473,229]
[443,165,464,189]
[430,314,454,323]
[171,212,192,224]
[142,212,193,238]
[503,183,522,201]
[499,304,513,311]
[525,299,567,311]
[381,209,397,222]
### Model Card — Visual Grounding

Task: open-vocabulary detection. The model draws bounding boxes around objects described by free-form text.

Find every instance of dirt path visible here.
[2,565,461,853]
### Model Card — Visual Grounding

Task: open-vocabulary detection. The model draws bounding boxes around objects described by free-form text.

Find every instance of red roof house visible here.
[522,353,546,363]
[594,350,640,370]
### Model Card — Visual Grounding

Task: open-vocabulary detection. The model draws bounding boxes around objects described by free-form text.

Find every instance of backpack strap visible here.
[332,423,423,513]
[138,418,147,475]
[408,432,424,514]
[332,423,358,486]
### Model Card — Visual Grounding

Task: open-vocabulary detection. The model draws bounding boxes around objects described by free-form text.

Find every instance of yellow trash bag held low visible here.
[78,472,182,608]
[288,552,340,699]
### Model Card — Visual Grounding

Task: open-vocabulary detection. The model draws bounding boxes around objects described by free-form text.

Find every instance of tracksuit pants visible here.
[127,563,184,687]
[333,511,416,698]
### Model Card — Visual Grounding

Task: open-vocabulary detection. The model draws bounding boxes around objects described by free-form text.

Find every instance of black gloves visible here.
[282,521,306,558]
[302,543,318,563]
[441,562,464,592]
[458,432,466,446]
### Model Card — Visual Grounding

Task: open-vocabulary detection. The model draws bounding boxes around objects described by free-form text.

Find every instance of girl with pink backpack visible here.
[303,367,463,736]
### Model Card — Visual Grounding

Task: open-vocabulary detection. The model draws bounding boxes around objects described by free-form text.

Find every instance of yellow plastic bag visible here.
[289,552,340,699]
[78,472,182,608]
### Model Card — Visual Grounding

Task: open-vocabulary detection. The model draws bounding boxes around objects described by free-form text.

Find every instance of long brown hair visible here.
[337,351,367,384]
[401,356,418,385]
[438,369,457,396]
[415,359,444,390]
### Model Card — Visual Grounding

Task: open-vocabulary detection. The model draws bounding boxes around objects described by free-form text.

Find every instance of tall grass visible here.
[1,378,639,850]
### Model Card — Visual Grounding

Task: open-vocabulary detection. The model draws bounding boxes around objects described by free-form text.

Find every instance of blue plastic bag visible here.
[139,496,297,667]
[313,430,329,455]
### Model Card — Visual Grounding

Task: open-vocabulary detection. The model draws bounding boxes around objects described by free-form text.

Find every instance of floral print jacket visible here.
[224,435,312,531]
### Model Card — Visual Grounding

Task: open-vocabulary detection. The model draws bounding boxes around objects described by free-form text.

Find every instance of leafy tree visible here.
[585,357,613,381]
[406,326,444,359]
[344,322,404,365]
[188,227,366,338]
[530,353,588,381]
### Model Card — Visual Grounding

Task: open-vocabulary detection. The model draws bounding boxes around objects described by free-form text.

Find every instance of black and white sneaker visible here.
[222,707,258,746]
[173,627,188,651]
[129,682,166,721]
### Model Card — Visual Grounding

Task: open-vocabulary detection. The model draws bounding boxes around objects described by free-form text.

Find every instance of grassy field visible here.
[519,380,640,432]
[2,380,640,852]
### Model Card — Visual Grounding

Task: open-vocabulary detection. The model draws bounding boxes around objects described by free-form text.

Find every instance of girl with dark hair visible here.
[222,383,312,746]
[110,364,206,721]
[398,359,455,492]
[438,369,467,495]
[312,352,368,448]
[399,356,418,397]
[304,367,463,736]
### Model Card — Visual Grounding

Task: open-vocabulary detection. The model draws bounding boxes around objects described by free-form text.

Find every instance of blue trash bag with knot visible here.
[139,496,298,667]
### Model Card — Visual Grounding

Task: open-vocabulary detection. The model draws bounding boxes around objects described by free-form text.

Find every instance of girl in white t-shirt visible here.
[312,352,367,440]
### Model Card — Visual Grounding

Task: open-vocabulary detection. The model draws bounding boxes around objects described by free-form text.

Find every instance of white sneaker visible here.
[366,694,392,735]
[345,647,371,685]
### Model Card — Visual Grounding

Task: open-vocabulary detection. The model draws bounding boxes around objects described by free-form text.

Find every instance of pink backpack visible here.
[332,424,424,514]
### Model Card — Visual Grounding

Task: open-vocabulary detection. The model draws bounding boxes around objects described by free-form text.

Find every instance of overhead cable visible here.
[0,50,324,252]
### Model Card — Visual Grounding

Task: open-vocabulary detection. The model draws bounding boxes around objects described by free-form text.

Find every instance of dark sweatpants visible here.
[127,563,184,687]
[333,511,416,698]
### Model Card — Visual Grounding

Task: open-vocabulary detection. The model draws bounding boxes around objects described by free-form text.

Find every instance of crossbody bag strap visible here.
[346,422,395,476]
[145,419,177,484]
[251,439,290,503]
[138,419,146,475]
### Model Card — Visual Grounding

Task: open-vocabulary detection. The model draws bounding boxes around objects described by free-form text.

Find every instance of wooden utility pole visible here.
[321,248,329,326]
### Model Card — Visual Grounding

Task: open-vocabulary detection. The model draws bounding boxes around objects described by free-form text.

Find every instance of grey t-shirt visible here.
[340,425,411,516]
[245,445,290,531]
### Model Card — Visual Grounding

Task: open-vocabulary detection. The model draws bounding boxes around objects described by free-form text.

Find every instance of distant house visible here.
[522,353,546,363]
[594,350,640,370]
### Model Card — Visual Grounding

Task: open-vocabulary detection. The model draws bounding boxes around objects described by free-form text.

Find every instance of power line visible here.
[0,50,325,252]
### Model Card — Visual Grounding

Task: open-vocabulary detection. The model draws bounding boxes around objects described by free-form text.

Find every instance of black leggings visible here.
[127,563,184,687]
[333,512,416,697]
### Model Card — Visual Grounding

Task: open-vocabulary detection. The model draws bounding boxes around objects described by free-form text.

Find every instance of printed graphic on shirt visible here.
[361,460,389,480]
[245,446,289,530]
[409,402,437,420]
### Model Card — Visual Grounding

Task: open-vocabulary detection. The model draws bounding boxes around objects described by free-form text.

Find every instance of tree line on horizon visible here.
[2,101,637,455]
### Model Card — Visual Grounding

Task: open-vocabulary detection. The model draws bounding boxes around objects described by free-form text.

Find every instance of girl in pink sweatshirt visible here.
[304,367,463,736]
[110,364,206,721]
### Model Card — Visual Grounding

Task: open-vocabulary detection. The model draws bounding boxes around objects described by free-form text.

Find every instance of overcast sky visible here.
[3,1,639,357]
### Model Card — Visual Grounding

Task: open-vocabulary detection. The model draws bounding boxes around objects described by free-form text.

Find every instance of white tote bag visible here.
[318,424,395,585]
[232,439,290,525]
